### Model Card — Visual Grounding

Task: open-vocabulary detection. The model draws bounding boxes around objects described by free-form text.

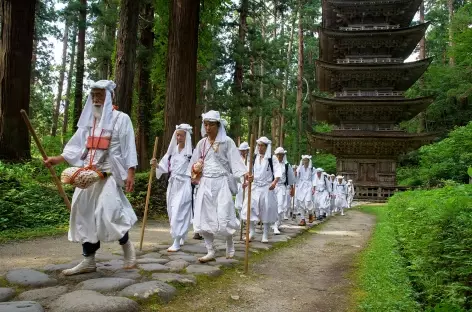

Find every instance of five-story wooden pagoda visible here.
[310,0,436,199]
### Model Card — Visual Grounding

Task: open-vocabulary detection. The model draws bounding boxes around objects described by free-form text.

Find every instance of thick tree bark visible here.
[296,0,304,157]
[136,1,154,171]
[417,1,426,133]
[279,9,296,147]
[114,0,139,115]
[0,0,36,161]
[448,0,454,66]
[162,0,200,155]
[230,0,248,139]
[51,19,69,137]
[63,27,77,141]
[73,0,86,131]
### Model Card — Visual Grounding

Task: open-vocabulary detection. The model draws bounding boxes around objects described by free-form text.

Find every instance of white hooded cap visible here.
[77,80,116,130]
[238,142,250,151]
[297,155,312,174]
[201,110,228,142]
[157,123,193,179]
[255,136,272,159]
[273,146,287,164]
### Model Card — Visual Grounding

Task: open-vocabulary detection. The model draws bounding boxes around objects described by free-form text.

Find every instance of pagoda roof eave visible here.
[322,0,422,29]
[312,96,435,124]
[315,58,433,92]
[308,130,438,157]
[318,23,430,61]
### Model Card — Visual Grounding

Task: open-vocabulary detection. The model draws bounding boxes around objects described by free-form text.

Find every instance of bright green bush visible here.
[355,205,419,312]
[388,185,472,311]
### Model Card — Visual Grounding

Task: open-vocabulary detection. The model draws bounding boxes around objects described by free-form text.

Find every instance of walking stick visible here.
[139,136,159,251]
[20,110,71,211]
[244,134,256,274]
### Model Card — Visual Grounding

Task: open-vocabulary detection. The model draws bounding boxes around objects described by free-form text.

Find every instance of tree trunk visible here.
[417,0,426,133]
[279,9,296,147]
[162,0,200,156]
[73,0,86,131]
[51,19,69,137]
[63,27,78,141]
[136,0,154,171]
[448,0,454,66]
[296,0,304,157]
[0,0,36,161]
[114,0,139,116]
[230,0,248,139]
[258,16,265,139]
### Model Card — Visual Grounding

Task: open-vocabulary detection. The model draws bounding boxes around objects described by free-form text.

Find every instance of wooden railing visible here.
[335,90,404,97]
[336,58,403,64]
[355,185,411,201]
[339,24,400,31]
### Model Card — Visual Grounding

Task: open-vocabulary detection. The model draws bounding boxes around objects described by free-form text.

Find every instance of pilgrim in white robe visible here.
[189,137,247,237]
[334,181,348,215]
[329,177,336,214]
[296,166,314,218]
[156,148,193,240]
[62,110,138,244]
[241,156,281,224]
[347,181,355,208]
[234,158,249,213]
[313,173,331,218]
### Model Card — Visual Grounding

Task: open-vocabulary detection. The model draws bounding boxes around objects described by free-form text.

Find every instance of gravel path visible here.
[155,209,375,312]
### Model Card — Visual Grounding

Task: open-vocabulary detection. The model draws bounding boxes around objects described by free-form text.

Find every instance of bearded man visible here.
[44,80,138,275]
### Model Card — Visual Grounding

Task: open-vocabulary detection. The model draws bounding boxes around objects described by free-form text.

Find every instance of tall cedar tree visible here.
[136,0,154,170]
[73,0,87,131]
[51,19,70,136]
[63,27,78,141]
[295,0,304,158]
[114,0,139,115]
[0,0,36,161]
[162,0,201,154]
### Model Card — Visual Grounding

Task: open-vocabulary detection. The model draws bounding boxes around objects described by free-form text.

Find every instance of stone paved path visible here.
[0,213,327,312]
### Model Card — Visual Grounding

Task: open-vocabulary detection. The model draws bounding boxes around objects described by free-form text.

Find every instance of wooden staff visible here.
[244,134,256,274]
[139,136,159,251]
[20,110,71,211]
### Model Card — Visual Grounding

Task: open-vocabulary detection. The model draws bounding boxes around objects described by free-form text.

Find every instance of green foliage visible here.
[388,185,472,311]
[126,172,168,219]
[313,153,336,173]
[398,122,472,186]
[468,167,472,178]
[354,205,419,312]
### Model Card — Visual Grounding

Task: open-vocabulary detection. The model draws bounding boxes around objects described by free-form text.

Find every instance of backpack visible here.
[284,163,290,186]
[252,156,274,181]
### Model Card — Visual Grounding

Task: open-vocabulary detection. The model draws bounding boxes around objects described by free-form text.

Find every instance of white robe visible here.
[313,173,331,212]
[329,179,336,212]
[62,111,138,244]
[235,157,248,212]
[334,182,348,209]
[189,137,247,236]
[296,166,314,213]
[156,148,193,239]
[274,158,287,215]
[347,182,355,208]
[241,156,281,223]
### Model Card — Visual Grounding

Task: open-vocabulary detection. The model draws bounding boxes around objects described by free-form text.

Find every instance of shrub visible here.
[388,185,472,311]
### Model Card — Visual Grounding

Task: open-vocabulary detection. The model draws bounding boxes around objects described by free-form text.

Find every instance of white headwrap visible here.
[201,110,228,142]
[274,146,287,164]
[77,80,116,130]
[238,142,250,151]
[297,155,312,174]
[157,124,193,179]
[255,136,272,159]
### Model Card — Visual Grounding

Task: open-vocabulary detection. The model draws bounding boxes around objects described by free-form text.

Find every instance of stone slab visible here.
[0,301,44,312]
[159,250,188,256]
[43,261,81,274]
[59,271,105,283]
[165,260,189,271]
[151,273,196,285]
[186,265,222,277]
[137,258,169,265]
[0,288,15,302]
[96,260,124,272]
[6,269,57,288]
[167,254,198,263]
[138,252,162,259]
[114,249,145,257]
[76,278,136,293]
[49,290,139,312]
[18,286,68,303]
[111,269,142,280]
[180,244,208,254]
[137,263,171,272]
[119,281,176,302]
[209,257,239,267]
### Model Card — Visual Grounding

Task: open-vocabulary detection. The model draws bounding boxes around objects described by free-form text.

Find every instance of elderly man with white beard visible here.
[242,137,281,243]
[44,80,138,275]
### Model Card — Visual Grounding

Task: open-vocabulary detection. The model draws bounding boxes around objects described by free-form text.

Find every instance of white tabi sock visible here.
[262,223,270,243]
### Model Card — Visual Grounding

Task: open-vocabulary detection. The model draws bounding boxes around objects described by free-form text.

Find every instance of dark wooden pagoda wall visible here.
[337,158,396,187]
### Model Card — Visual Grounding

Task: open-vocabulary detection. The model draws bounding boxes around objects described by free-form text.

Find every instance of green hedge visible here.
[388,185,472,311]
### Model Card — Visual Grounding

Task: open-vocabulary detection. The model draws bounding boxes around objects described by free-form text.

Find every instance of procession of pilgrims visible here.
[43,79,356,274]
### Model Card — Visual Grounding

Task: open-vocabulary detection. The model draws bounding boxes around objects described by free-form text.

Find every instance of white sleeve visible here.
[287,164,296,186]
[61,128,87,167]
[119,114,138,169]
[227,138,248,178]
[273,159,282,179]
[156,154,169,179]
[187,140,202,176]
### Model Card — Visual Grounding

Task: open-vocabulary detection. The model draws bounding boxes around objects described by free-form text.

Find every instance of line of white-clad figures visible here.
[152,110,356,263]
